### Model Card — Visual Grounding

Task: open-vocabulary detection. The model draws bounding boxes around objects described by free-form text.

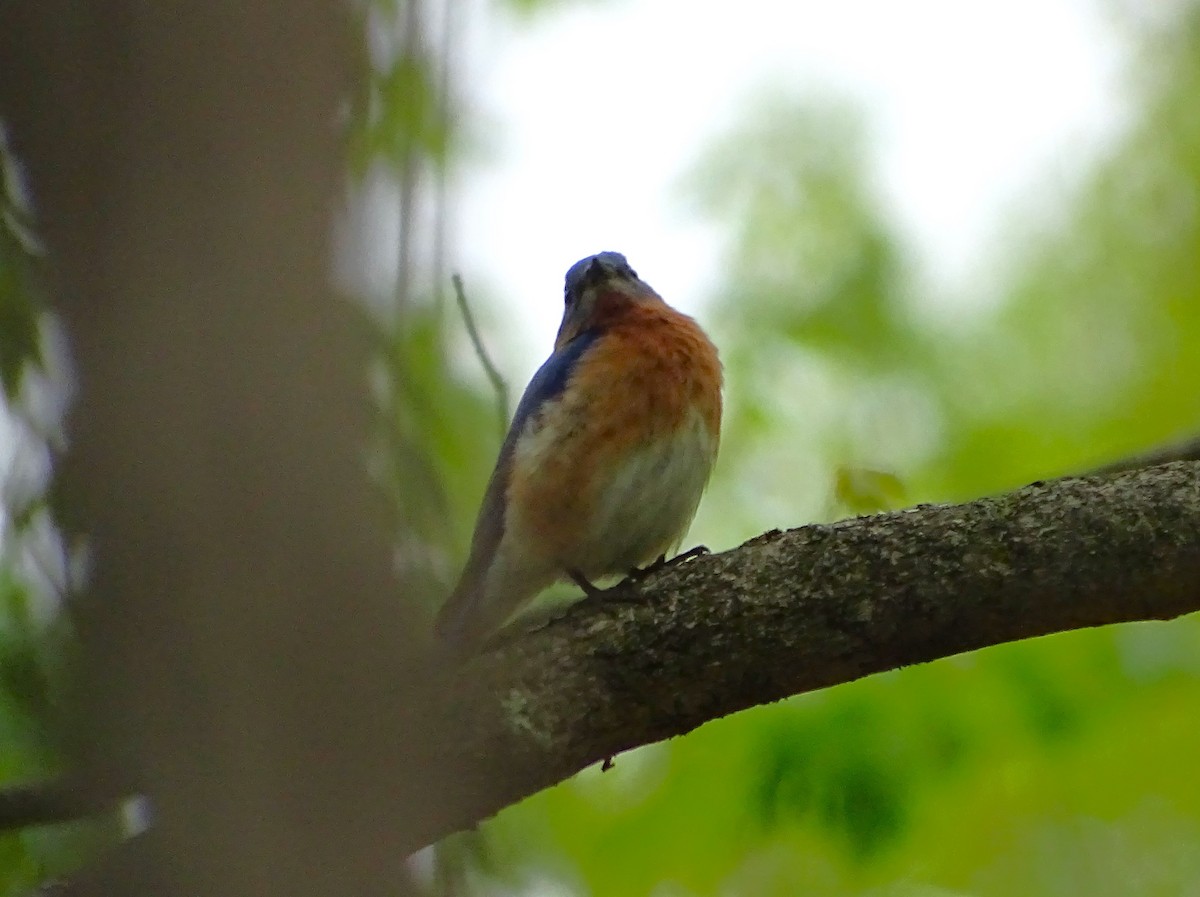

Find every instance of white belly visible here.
[570,408,716,577]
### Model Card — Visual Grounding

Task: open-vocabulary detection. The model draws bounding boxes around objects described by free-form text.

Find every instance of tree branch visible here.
[423,461,1200,850]
[2,462,1198,869]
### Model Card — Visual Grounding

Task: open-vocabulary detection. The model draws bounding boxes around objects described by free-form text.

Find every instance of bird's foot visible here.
[570,569,650,605]
[626,554,667,582]
[571,547,713,607]
[667,544,711,567]
[627,545,710,581]
[569,570,604,597]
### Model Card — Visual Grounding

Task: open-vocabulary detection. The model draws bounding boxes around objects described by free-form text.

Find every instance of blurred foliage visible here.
[375,303,507,604]
[0,124,42,401]
[1,0,1199,894]
[440,3,1200,897]
[834,467,907,515]
[0,123,126,894]
[348,42,451,178]
[344,0,508,613]
[498,0,605,17]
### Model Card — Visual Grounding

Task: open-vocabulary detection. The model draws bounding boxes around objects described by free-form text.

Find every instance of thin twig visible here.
[451,273,509,442]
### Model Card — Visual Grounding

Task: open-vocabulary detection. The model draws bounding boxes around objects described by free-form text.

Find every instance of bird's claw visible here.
[569,570,604,597]
[668,544,710,567]
[571,570,650,606]
[626,545,709,582]
[626,554,667,582]
[572,546,713,607]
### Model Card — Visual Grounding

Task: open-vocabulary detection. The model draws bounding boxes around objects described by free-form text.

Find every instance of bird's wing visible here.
[435,329,601,644]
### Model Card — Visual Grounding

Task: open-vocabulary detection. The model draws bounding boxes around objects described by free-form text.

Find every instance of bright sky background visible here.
[457,0,1127,377]
[1,0,1132,558]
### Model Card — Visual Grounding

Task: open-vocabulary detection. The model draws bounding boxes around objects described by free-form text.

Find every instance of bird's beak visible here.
[585,256,610,286]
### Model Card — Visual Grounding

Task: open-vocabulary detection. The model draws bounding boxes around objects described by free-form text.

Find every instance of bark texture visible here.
[423,461,1200,850]
[1,464,1196,857]
[5,0,1197,890]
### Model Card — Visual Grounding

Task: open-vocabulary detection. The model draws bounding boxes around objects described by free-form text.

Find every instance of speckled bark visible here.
[0,464,1195,855]
[424,462,1200,849]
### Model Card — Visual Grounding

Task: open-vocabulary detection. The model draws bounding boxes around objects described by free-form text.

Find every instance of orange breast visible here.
[576,304,722,451]
[507,303,722,564]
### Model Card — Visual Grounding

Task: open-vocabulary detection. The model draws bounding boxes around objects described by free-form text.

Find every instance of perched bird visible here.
[435,252,722,651]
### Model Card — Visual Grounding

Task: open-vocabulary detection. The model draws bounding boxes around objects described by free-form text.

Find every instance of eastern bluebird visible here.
[435,252,723,651]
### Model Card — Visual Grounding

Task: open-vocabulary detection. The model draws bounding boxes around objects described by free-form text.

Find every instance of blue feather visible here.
[435,329,602,646]
[564,251,634,299]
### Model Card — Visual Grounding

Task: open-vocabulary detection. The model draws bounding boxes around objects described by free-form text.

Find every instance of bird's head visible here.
[555,251,662,349]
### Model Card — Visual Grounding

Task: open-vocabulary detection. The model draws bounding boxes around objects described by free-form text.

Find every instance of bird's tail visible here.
[435,553,552,659]
[433,574,494,659]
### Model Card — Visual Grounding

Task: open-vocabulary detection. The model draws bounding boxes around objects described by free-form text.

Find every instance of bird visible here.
[435,251,722,652]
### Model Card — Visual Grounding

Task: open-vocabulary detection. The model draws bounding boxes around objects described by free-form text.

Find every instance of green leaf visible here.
[834,467,907,514]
